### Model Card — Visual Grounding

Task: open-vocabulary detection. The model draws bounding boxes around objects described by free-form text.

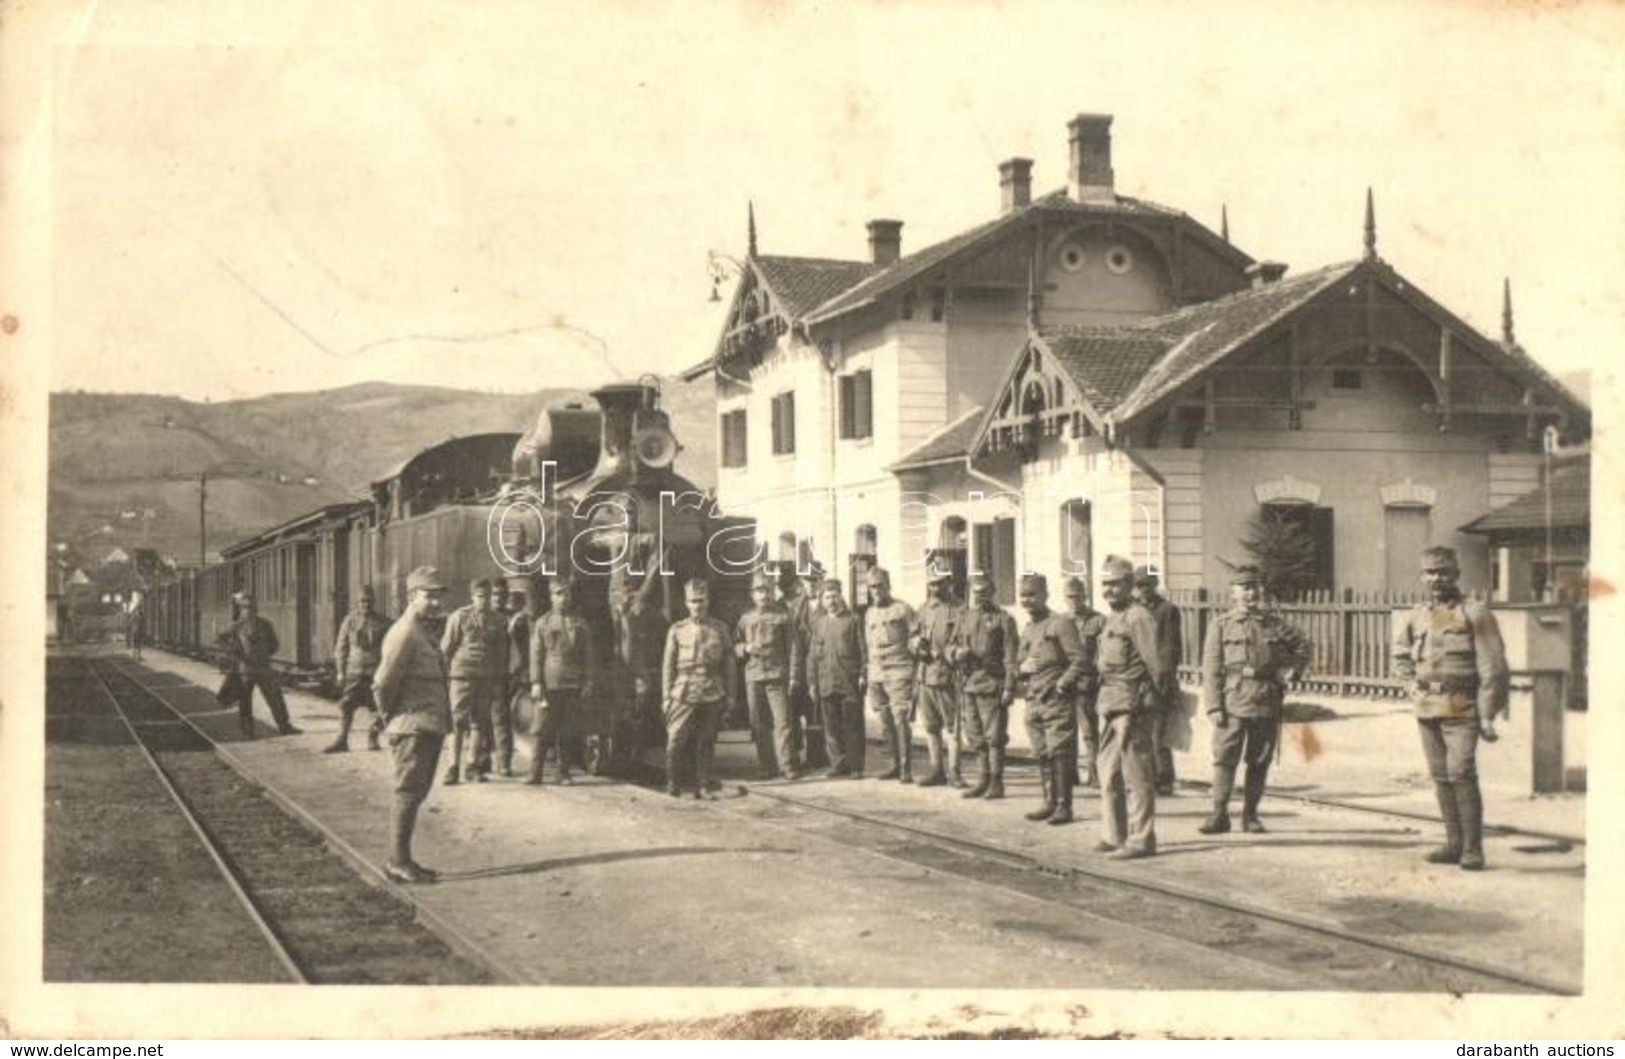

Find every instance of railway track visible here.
[65,655,500,985]
[729,784,1578,996]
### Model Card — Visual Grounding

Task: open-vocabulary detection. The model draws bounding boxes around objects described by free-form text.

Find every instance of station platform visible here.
[113,647,1585,993]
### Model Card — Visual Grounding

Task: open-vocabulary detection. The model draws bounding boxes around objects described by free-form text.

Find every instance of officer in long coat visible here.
[736,569,801,780]
[949,571,1019,799]
[1199,566,1312,834]
[373,566,451,884]
[914,557,965,788]
[1095,556,1170,859]
[326,584,390,753]
[662,578,738,798]
[216,592,300,739]
[1064,576,1107,789]
[1391,545,1509,871]
[1016,573,1089,825]
[863,567,920,783]
[806,577,866,777]
[528,579,598,786]
[441,578,509,784]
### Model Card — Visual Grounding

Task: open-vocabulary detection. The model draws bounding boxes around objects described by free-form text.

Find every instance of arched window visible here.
[937,516,969,603]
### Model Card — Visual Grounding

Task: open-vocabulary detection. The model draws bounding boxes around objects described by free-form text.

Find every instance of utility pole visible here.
[199,470,208,567]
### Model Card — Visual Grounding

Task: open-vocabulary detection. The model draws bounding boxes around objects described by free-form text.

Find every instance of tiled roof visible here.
[753,255,881,320]
[1036,327,1174,411]
[1461,461,1590,535]
[890,407,985,471]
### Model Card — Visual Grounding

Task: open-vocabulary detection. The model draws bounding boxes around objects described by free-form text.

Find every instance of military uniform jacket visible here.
[1144,595,1183,704]
[917,598,964,688]
[864,599,920,681]
[334,609,391,683]
[735,602,799,683]
[784,590,816,684]
[218,616,279,674]
[530,610,597,693]
[807,608,866,701]
[373,613,452,736]
[441,605,509,681]
[1096,604,1168,717]
[664,616,736,704]
[1071,609,1107,694]
[1016,610,1088,704]
[952,604,1019,701]
[1201,608,1312,719]
[1391,596,1509,720]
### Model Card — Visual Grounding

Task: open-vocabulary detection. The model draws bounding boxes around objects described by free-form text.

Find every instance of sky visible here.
[19,0,1625,401]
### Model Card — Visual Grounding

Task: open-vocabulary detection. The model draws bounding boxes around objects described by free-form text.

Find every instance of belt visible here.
[1417,679,1476,694]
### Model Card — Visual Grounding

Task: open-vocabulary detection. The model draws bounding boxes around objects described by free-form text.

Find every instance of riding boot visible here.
[948,739,967,788]
[1048,753,1075,825]
[1241,765,1268,832]
[1081,732,1100,789]
[1200,764,1235,834]
[877,724,901,780]
[390,798,416,867]
[984,746,1006,799]
[1024,755,1056,821]
[1068,740,1083,786]
[1456,779,1486,871]
[443,729,464,785]
[962,748,991,799]
[919,735,947,787]
[896,717,914,783]
[1427,781,1462,864]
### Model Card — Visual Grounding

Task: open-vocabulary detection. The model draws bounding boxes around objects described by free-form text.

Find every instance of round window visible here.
[1105,244,1134,275]
[1057,243,1086,273]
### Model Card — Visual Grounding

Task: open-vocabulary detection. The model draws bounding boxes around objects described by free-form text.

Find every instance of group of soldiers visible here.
[209,541,1508,884]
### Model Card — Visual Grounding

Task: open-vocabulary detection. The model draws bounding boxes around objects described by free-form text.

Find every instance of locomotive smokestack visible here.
[587,382,654,483]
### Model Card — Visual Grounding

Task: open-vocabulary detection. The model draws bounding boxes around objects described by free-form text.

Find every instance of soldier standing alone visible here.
[1094,556,1169,859]
[949,571,1018,800]
[326,584,390,753]
[863,567,920,783]
[1391,546,1509,871]
[528,579,598,786]
[662,578,738,798]
[1015,573,1088,825]
[1199,566,1311,834]
[216,592,301,739]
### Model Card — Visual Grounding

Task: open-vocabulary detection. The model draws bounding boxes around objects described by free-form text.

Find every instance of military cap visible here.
[820,577,844,594]
[1099,555,1135,583]
[1019,571,1048,593]
[865,566,891,585]
[683,577,711,596]
[968,571,996,592]
[358,584,376,599]
[1228,564,1264,587]
[1062,575,1088,594]
[925,554,955,583]
[470,577,493,592]
[406,566,446,592]
[752,568,779,590]
[1133,564,1161,586]
[1420,545,1459,568]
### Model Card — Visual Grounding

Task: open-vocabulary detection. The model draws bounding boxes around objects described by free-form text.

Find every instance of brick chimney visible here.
[1068,113,1115,203]
[867,219,903,266]
[1246,261,1288,288]
[999,158,1033,214]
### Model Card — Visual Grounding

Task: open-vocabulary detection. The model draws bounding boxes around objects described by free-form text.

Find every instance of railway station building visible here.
[683,113,1590,622]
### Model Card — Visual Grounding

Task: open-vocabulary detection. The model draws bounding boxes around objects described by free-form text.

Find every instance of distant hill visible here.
[48,378,717,565]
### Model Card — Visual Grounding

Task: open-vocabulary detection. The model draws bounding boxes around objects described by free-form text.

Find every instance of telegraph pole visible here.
[199,470,208,567]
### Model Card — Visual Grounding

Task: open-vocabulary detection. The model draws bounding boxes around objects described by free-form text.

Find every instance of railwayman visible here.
[216,592,301,739]
[1095,556,1170,859]
[1133,565,1184,796]
[662,578,737,798]
[1391,546,1510,871]
[805,576,866,778]
[948,571,1018,799]
[1064,576,1107,789]
[914,556,966,788]
[373,565,452,885]
[325,584,390,753]
[1199,566,1312,835]
[528,578,599,786]
[440,579,510,785]
[736,568,801,780]
[863,567,920,783]
[1015,573,1088,825]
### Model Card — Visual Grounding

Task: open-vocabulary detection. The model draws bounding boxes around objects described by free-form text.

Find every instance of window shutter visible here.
[855,370,872,439]
[839,375,855,439]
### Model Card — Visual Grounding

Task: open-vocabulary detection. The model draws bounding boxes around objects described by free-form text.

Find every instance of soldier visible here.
[325,584,390,753]
[215,592,301,739]
[528,579,598,786]
[613,573,669,777]
[785,560,827,769]
[949,571,1018,799]
[914,557,966,788]
[440,578,509,785]
[736,568,801,780]
[863,567,920,783]
[1015,573,1088,825]
[806,577,866,777]
[488,580,519,777]
[662,578,738,798]
[1199,566,1312,834]
[1391,545,1509,871]
[373,566,452,884]
[1095,556,1170,859]
[1133,565,1184,796]
[1064,576,1107,789]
